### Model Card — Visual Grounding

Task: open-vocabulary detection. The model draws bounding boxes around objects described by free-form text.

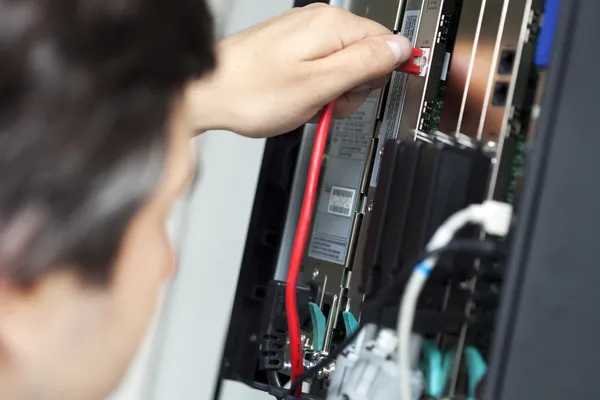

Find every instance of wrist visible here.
[184,77,220,133]
[184,71,229,134]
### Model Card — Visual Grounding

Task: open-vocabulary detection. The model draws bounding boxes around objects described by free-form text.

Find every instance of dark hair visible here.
[0,0,215,285]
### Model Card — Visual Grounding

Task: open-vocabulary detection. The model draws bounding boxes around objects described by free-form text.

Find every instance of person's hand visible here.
[186,4,412,138]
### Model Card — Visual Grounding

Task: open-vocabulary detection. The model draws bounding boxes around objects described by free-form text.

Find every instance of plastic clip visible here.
[396,48,425,75]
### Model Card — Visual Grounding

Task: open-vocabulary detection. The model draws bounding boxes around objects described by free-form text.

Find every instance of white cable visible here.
[397,201,512,400]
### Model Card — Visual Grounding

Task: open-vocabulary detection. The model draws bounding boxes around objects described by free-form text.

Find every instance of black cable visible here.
[288,322,365,396]
[266,370,283,388]
[288,239,503,395]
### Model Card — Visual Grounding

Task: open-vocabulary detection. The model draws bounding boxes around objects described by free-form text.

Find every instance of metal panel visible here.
[458,0,509,137]
[438,0,486,134]
[484,0,544,196]
[396,0,448,140]
[445,3,544,393]
[301,0,407,341]
[477,0,542,144]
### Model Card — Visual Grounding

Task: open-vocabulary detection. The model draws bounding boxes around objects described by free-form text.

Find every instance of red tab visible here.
[396,48,424,75]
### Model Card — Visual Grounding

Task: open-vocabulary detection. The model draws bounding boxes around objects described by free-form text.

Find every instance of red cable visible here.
[283,47,420,397]
[286,101,336,397]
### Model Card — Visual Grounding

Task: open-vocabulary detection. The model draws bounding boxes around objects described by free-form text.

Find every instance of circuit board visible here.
[504,133,526,204]
[427,82,447,133]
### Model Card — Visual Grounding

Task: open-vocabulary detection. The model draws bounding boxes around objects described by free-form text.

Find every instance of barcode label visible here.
[327,186,356,217]
[369,9,421,188]
[307,98,378,265]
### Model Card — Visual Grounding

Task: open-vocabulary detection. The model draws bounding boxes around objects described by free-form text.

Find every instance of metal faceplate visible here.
[298,0,406,352]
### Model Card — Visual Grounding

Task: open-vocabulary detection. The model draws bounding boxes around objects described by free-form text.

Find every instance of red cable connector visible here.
[396,47,425,75]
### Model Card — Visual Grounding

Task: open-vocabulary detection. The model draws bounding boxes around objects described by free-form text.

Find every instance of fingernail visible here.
[383,35,411,64]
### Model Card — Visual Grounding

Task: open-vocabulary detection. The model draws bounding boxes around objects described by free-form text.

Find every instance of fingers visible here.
[333,91,371,119]
[297,5,392,60]
[348,75,390,93]
[308,91,372,123]
[308,75,389,123]
[311,34,412,101]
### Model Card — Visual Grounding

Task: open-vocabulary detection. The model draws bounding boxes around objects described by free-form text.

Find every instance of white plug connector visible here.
[398,200,513,400]
[477,200,513,237]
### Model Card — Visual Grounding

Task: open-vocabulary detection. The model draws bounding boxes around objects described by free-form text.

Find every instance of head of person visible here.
[0,0,214,398]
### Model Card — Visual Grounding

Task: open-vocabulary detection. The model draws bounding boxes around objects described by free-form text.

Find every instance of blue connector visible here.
[464,346,488,399]
[308,302,327,351]
[535,0,561,68]
[421,340,445,397]
[342,311,359,339]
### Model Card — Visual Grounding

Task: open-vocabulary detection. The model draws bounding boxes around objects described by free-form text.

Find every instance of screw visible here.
[368,201,374,212]
[312,269,320,279]
[249,334,257,343]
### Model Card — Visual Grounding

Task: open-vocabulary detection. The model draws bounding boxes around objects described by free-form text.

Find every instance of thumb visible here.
[315,34,413,97]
